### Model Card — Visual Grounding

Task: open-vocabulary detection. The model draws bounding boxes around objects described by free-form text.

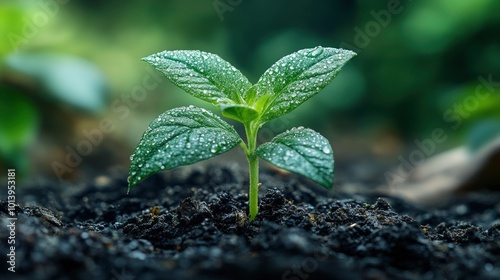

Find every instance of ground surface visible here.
[1,163,499,280]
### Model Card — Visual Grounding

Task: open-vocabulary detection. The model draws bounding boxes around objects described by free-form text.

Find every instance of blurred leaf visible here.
[0,5,25,57]
[5,52,108,113]
[0,86,38,152]
[0,86,38,173]
[467,120,500,152]
[402,0,496,54]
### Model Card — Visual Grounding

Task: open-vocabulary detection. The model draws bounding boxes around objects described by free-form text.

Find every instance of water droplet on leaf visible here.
[309,47,323,57]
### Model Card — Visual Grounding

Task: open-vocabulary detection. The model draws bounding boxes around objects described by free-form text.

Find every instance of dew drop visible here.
[322,147,331,154]
[309,47,323,57]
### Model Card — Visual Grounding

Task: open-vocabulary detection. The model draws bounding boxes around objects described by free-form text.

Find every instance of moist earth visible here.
[1,163,499,280]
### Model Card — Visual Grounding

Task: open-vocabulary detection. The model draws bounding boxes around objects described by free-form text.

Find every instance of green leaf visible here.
[128,106,242,191]
[142,50,252,105]
[244,85,258,104]
[256,47,356,123]
[220,103,259,123]
[256,127,334,189]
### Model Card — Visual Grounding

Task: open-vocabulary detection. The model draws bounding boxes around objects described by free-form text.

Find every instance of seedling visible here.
[127,46,356,221]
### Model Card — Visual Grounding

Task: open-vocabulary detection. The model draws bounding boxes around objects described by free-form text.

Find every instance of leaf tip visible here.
[324,181,334,191]
[126,178,133,194]
[342,48,358,58]
[141,54,159,65]
[323,169,334,190]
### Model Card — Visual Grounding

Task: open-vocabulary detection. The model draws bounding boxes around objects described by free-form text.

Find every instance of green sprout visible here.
[127,46,356,221]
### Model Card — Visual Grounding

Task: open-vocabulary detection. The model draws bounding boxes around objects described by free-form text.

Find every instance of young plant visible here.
[127,46,356,221]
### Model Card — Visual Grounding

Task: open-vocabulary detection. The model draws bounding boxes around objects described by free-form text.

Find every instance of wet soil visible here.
[1,163,499,280]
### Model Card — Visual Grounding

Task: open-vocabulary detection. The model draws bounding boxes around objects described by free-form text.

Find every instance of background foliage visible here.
[1,0,499,181]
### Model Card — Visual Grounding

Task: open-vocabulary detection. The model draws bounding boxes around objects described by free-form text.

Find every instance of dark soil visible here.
[1,163,499,280]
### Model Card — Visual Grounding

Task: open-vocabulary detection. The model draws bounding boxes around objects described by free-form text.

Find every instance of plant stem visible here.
[247,153,259,221]
[244,122,259,221]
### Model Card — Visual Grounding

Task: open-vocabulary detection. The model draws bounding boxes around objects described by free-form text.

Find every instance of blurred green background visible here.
[1,0,499,182]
